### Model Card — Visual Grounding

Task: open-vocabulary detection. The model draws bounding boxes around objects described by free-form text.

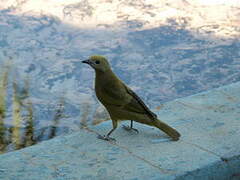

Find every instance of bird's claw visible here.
[122,125,139,134]
[97,134,116,142]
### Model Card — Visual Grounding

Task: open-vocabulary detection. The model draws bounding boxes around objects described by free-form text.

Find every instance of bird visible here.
[82,55,181,141]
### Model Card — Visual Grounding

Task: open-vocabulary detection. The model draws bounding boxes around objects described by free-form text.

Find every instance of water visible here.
[0,0,240,153]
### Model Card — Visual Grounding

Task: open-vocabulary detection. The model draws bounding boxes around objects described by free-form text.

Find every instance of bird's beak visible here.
[82,59,90,64]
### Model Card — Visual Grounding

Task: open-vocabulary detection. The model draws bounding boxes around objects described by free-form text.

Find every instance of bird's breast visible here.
[95,79,112,105]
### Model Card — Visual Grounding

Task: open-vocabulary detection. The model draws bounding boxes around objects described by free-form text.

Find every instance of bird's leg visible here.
[122,120,139,133]
[98,120,117,141]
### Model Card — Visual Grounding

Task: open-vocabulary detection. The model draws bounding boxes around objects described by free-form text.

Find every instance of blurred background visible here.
[0,0,239,153]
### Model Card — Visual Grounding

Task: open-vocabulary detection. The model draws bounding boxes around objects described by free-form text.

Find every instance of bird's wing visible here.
[123,85,157,120]
[99,80,132,106]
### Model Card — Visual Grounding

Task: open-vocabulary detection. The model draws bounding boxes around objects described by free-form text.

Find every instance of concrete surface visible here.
[0,82,240,180]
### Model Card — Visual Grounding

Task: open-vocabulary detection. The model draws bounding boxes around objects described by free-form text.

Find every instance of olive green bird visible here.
[82,55,181,141]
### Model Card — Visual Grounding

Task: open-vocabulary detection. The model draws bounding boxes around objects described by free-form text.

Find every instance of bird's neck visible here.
[95,69,118,85]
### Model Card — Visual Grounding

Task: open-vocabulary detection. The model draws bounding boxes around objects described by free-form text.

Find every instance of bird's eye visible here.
[95,60,100,64]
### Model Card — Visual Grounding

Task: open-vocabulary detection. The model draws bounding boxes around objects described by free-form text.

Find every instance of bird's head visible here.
[82,55,111,72]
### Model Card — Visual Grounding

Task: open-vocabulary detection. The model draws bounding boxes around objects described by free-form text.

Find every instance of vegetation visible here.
[0,64,66,154]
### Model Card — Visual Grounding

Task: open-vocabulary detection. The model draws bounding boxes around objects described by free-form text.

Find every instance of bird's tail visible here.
[152,119,181,141]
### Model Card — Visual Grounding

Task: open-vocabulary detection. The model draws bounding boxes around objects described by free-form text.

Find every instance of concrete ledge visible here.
[0,82,240,180]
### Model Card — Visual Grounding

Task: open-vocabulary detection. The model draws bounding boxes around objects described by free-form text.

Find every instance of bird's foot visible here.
[122,125,139,134]
[97,134,116,142]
